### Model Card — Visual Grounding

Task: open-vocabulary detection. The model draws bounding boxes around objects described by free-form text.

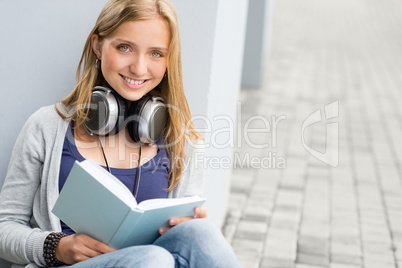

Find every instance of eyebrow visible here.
[114,38,168,52]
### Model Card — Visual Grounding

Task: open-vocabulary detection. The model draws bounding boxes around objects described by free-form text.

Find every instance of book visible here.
[52,159,206,249]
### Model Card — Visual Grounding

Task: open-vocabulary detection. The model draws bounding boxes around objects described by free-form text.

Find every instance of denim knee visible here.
[123,245,175,267]
[154,219,242,268]
[175,218,221,241]
[156,218,227,252]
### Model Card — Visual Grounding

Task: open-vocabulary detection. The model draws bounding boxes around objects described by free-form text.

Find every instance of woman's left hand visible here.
[159,206,207,235]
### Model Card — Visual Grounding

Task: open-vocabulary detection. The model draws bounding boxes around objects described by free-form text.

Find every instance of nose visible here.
[129,55,147,76]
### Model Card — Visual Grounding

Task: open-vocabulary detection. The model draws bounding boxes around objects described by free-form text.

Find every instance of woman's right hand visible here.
[56,234,115,265]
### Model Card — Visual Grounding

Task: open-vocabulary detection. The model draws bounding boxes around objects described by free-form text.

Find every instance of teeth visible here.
[124,76,145,85]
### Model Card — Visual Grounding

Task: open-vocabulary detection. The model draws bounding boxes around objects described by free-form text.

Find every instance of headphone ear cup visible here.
[108,90,128,136]
[127,95,167,144]
[84,86,128,136]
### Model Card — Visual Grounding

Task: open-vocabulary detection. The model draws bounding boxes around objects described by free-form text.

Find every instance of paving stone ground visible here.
[222,0,402,267]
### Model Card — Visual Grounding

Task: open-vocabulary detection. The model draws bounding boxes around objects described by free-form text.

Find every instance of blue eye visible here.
[119,45,130,52]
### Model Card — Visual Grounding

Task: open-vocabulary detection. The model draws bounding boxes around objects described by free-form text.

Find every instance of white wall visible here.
[173,0,249,227]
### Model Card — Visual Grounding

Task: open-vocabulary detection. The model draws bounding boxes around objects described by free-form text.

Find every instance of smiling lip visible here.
[120,75,149,89]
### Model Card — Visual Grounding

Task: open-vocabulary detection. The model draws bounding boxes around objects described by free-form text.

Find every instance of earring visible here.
[95,58,100,68]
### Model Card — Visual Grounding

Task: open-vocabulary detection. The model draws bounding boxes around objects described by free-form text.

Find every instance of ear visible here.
[91,34,102,59]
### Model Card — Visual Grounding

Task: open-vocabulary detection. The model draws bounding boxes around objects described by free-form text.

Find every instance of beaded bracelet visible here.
[43,232,67,267]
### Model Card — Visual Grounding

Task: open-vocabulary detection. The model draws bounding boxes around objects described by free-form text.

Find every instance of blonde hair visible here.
[57,0,201,190]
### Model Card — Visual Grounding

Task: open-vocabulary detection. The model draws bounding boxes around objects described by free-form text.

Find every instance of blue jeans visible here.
[60,219,241,268]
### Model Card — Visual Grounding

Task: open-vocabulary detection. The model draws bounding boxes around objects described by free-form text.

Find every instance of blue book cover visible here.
[52,160,205,249]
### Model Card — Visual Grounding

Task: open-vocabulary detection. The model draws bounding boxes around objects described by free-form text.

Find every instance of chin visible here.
[122,92,148,102]
[113,84,155,101]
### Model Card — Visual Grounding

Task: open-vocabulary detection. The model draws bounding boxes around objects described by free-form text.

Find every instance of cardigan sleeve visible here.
[0,108,53,267]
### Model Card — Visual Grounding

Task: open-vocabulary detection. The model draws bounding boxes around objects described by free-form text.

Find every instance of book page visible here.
[79,160,137,208]
[137,196,203,210]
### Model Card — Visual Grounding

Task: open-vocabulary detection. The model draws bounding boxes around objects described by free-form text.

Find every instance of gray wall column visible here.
[173,0,249,227]
[241,0,272,88]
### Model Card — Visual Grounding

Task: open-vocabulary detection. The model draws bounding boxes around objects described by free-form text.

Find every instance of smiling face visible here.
[92,18,170,101]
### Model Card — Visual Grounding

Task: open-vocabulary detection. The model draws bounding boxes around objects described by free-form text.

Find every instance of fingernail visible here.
[195,207,200,214]
[159,228,166,234]
[170,219,176,225]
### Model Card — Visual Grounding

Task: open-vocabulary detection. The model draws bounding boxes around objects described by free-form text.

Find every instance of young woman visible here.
[0,0,241,267]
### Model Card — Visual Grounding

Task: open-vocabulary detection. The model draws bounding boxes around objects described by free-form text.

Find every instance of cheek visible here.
[103,56,122,73]
[101,48,125,74]
[151,61,168,79]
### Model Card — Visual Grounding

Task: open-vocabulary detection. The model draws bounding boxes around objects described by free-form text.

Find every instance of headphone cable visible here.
[98,136,142,199]
[98,136,111,173]
[133,145,142,198]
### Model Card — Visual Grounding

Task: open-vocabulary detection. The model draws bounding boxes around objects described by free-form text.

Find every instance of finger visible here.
[169,216,192,226]
[74,248,102,262]
[78,244,110,259]
[82,235,115,254]
[56,235,100,265]
[194,206,208,218]
[80,235,115,257]
[159,226,172,235]
[68,234,113,260]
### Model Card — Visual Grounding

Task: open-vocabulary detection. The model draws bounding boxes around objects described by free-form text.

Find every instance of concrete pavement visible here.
[222,0,402,267]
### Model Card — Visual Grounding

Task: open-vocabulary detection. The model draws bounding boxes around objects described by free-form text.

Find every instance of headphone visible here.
[83,86,167,145]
